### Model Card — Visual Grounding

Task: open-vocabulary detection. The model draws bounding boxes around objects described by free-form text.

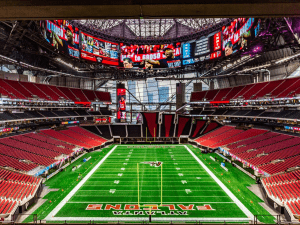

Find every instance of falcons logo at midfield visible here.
[141,161,162,167]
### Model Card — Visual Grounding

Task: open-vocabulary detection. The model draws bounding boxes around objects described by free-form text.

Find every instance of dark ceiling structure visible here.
[0,17,299,83]
[0,0,300,20]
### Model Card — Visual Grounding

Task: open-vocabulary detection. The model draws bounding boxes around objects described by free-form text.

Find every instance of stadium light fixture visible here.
[55,58,80,71]
[240,64,271,73]
[275,52,300,64]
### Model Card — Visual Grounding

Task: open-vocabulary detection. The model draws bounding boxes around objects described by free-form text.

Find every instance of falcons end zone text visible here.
[86,204,215,215]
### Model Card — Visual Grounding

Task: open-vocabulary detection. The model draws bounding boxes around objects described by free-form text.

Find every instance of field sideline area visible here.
[23,144,275,224]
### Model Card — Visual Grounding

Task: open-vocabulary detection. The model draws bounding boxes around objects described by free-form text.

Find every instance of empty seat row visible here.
[262,170,300,216]
[0,168,40,184]
[190,77,300,102]
[41,127,107,149]
[0,78,111,102]
[0,110,110,121]
[194,125,300,175]
[0,199,17,215]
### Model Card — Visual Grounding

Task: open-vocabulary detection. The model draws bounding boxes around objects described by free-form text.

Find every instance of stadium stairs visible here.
[262,170,300,221]
[0,168,42,221]
[192,125,300,176]
[0,125,109,220]
[190,123,300,221]
[0,126,108,174]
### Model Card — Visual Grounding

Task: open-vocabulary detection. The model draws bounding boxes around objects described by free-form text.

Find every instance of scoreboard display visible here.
[120,43,181,69]
[39,18,260,68]
[182,31,222,66]
[80,32,119,66]
[40,20,80,59]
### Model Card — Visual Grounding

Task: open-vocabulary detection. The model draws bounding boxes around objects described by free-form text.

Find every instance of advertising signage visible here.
[80,32,119,66]
[222,18,261,57]
[41,20,80,58]
[120,43,181,69]
[182,31,222,66]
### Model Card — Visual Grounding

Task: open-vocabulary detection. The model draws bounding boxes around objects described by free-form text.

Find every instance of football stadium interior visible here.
[1,1,300,224]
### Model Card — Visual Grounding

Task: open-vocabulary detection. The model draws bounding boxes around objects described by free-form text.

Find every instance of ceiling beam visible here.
[0,1,300,19]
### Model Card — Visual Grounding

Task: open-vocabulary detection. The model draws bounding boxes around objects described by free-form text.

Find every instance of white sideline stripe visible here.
[75,195,229,197]
[85,181,215,183]
[46,217,250,222]
[66,202,235,204]
[47,144,252,222]
[83,184,219,186]
[184,145,255,221]
[76,190,225,192]
[45,145,118,220]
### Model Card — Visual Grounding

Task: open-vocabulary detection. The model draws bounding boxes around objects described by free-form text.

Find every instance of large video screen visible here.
[80,32,119,66]
[222,18,261,57]
[182,31,222,66]
[40,20,80,58]
[120,43,181,69]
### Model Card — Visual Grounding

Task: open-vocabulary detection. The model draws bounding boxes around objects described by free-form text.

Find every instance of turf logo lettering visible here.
[142,204,159,210]
[86,204,215,215]
[178,204,194,210]
[161,204,177,210]
[197,205,215,210]
[124,204,140,210]
[86,204,103,210]
[105,204,121,210]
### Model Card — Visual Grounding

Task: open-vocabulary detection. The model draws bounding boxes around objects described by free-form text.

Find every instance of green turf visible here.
[23,144,275,224]
[187,145,275,224]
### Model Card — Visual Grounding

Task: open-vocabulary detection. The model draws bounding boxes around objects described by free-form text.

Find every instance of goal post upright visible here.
[137,163,140,206]
[161,162,162,206]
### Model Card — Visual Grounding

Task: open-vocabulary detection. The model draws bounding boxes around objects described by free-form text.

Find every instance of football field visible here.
[45,145,254,223]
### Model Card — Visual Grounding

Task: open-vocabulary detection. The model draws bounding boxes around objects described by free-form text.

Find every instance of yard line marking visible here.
[109,189,116,194]
[185,189,192,194]
[45,145,117,220]
[47,145,251,222]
